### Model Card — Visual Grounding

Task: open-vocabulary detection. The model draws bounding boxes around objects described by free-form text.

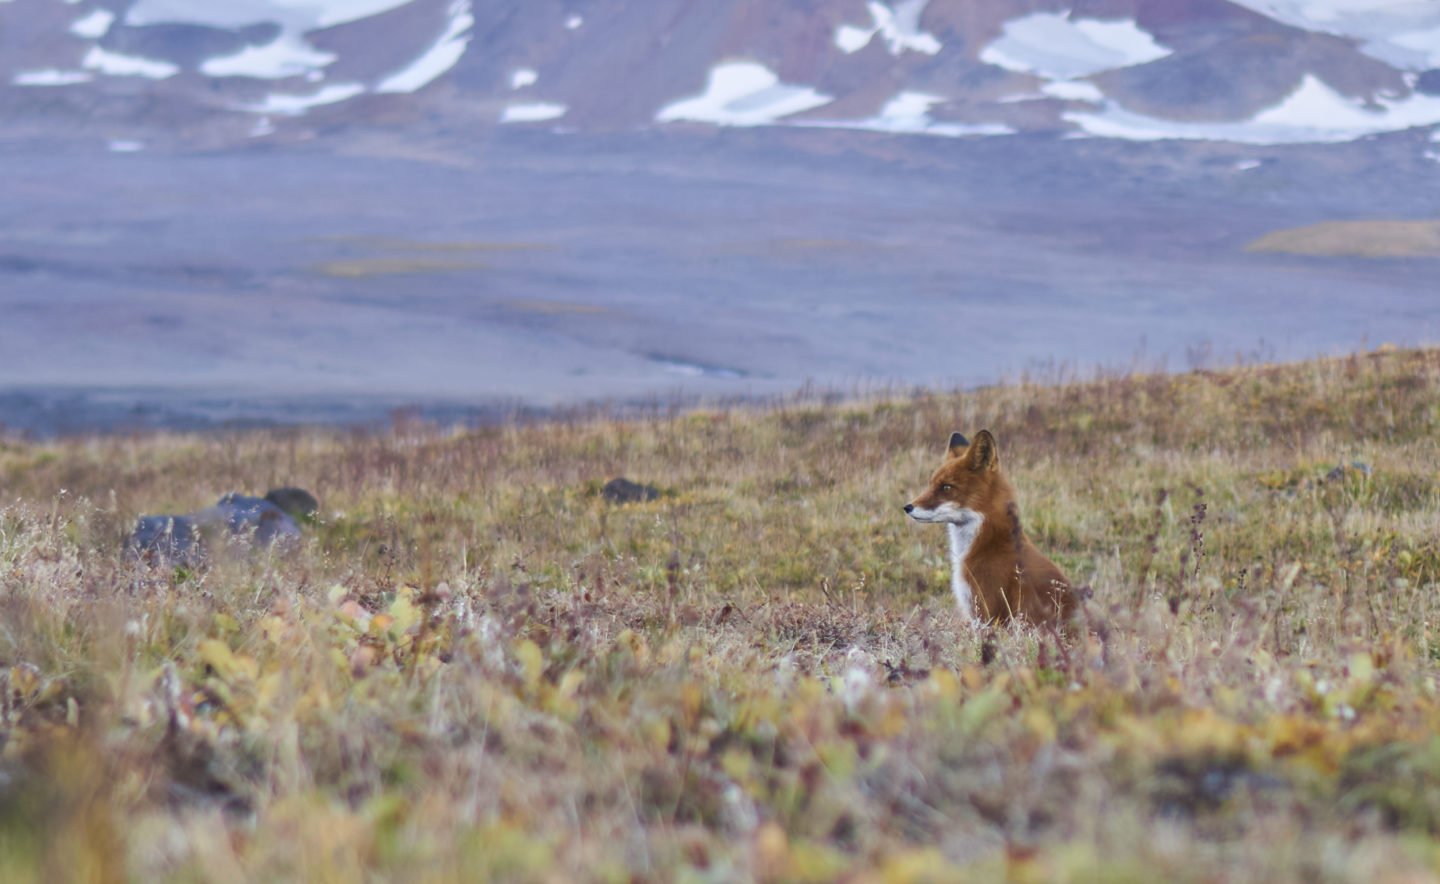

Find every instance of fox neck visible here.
[944,480,1023,622]
[946,516,983,624]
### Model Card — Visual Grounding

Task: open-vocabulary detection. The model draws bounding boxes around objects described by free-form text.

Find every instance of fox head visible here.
[904,429,1001,526]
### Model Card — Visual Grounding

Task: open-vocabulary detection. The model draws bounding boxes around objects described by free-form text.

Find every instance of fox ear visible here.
[947,432,970,458]
[968,429,998,471]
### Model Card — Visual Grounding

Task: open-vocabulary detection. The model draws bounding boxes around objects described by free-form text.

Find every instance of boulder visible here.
[601,478,661,504]
[128,487,318,565]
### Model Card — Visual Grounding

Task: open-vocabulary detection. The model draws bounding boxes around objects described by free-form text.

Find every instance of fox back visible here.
[904,430,1074,626]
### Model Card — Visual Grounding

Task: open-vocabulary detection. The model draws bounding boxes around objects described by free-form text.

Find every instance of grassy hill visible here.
[1247,220,1440,258]
[3,348,1440,881]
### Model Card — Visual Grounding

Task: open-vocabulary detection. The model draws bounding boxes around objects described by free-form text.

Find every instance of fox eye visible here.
[940,484,953,492]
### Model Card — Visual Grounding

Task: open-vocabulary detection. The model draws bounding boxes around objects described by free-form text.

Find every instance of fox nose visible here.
[903,504,914,514]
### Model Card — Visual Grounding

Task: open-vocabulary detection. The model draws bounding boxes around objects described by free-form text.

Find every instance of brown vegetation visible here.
[2,348,1440,880]
[1247,220,1440,258]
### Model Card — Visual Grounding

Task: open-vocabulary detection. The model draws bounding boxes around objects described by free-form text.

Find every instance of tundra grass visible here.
[1246,219,1440,258]
[311,257,487,278]
[3,348,1440,881]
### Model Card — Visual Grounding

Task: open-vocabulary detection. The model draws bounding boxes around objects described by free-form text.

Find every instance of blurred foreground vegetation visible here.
[3,348,1440,881]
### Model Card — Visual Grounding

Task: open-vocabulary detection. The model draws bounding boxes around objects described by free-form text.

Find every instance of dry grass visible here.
[310,239,546,278]
[309,237,547,253]
[1247,220,1440,258]
[311,257,487,278]
[3,348,1440,881]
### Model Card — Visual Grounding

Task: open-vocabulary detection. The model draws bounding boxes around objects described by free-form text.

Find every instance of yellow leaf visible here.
[876,703,909,740]
[644,716,671,752]
[259,616,288,644]
[875,847,954,884]
[557,669,585,700]
[721,748,752,781]
[547,670,586,719]
[198,639,257,683]
[514,639,543,690]
[681,680,704,722]
[1023,707,1056,743]
[255,672,283,711]
[1175,708,1246,755]
[388,587,421,633]
[922,667,961,702]
[816,739,858,780]
[960,666,986,692]
[786,840,851,883]
[958,682,1008,735]
[1348,651,1375,684]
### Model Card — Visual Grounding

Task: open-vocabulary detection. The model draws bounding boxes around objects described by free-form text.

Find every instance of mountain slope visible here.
[5,0,1440,149]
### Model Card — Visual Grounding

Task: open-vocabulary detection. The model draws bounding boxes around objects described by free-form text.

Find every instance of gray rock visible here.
[263,487,319,521]
[128,514,204,565]
[1325,461,1373,482]
[128,487,317,565]
[601,478,661,504]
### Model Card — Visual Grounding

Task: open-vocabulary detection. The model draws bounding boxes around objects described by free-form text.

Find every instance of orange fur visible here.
[905,430,1074,626]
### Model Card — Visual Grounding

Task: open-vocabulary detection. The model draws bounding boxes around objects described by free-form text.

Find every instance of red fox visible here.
[905,430,1074,626]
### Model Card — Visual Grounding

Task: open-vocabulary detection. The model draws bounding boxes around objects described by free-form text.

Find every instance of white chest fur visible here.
[946,511,983,623]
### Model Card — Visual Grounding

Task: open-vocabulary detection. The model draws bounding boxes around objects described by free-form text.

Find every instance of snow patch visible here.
[375,1,473,94]
[69,9,115,39]
[202,37,337,79]
[1041,79,1105,102]
[500,102,568,123]
[1067,75,1440,144]
[82,46,178,79]
[510,68,538,89]
[107,139,144,153]
[800,91,1013,138]
[124,0,414,31]
[565,14,583,30]
[981,13,1171,79]
[651,357,744,379]
[125,0,414,81]
[1234,159,1263,171]
[1227,1,1440,70]
[1385,26,1440,70]
[244,82,366,115]
[835,24,874,53]
[656,61,832,127]
[13,69,94,86]
[834,0,941,56]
